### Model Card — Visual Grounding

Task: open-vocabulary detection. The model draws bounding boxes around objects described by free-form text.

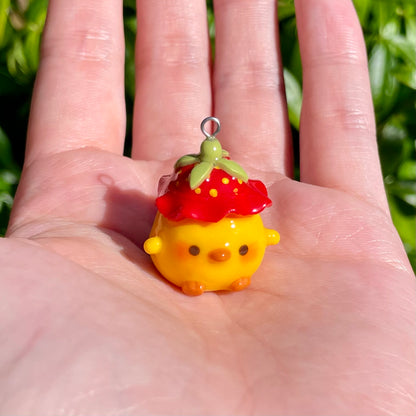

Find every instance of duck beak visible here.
[209,248,231,262]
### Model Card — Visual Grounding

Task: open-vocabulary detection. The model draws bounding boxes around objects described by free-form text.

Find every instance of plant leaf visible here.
[189,161,213,189]
[353,0,371,26]
[0,0,11,47]
[216,159,248,182]
[277,0,295,20]
[174,154,199,169]
[283,68,302,130]
[368,42,400,118]
[388,194,416,270]
[392,64,416,89]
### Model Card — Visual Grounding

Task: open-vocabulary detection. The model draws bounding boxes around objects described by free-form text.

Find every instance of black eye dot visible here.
[189,245,200,256]
[239,245,249,256]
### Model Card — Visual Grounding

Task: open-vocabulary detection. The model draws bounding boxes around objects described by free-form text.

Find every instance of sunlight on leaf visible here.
[189,161,213,189]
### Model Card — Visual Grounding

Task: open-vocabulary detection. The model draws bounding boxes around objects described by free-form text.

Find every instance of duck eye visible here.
[239,245,249,256]
[189,245,200,256]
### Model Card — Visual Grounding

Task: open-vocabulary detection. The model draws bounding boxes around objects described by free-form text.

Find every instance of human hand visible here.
[1,0,415,414]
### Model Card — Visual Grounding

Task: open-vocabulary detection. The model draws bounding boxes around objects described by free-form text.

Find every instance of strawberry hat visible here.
[156,117,272,222]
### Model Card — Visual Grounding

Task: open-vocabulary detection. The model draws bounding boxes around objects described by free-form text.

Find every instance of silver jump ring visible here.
[201,116,221,138]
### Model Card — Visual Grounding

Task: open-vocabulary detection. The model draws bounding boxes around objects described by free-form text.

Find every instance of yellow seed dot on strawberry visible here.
[233,188,238,194]
[222,178,230,185]
[209,189,218,198]
[195,188,202,194]
[238,179,243,184]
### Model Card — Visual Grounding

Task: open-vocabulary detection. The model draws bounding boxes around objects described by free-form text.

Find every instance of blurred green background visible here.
[0,0,415,269]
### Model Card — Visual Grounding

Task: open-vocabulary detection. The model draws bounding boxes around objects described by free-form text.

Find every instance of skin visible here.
[0,0,415,414]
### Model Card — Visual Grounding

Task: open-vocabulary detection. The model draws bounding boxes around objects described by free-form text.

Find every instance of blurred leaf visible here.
[207,4,215,54]
[368,42,400,120]
[0,169,18,187]
[277,0,295,21]
[23,27,40,71]
[124,13,137,32]
[0,0,10,47]
[353,0,372,26]
[123,0,136,10]
[0,127,18,236]
[384,33,416,66]
[378,114,410,175]
[0,67,20,94]
[377,3,400,31]
[25,0,48,22]
[0,191,13,235]
[405,11,416,42]
[398,160,416,181]
[124,15,136,101]
[387,179,416,208]
[388,194,416,269]
[0,126,18,169]
[279,12,301,83]
[6,37,30,78]
[288,40,302,84]
[380,19,400,38]
[283,68,302,130]
[392,64,416,89]
[0,191,13,206]
[21,0,47,73]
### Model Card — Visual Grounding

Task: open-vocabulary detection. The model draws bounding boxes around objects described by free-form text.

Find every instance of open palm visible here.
[1,0,415,414]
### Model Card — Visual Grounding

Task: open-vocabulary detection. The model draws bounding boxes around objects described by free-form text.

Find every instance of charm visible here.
[144,117,279,296]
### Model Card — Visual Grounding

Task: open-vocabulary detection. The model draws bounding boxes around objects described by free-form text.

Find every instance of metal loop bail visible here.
[201,116,221,138]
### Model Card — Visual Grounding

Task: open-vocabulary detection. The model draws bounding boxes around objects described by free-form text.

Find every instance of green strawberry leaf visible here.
[189,161,214,189]
[216,159,248,182]
[174,154,200,169]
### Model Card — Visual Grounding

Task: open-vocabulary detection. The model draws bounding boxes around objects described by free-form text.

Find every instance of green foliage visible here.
[0,0,414,270]
[0,0,46,85]
[0,0,41,235]
[0,127,19,235]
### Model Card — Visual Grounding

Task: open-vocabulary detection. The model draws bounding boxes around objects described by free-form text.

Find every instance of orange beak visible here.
[209,248,231,262]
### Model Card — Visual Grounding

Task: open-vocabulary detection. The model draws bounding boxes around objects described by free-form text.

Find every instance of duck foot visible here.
[230,277,251,291]
[182,281,206,296]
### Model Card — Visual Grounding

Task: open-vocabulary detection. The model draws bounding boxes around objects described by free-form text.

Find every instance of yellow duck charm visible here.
[144,117,279,296]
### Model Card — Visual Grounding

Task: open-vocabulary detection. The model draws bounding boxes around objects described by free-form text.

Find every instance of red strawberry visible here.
[156,132,272,222]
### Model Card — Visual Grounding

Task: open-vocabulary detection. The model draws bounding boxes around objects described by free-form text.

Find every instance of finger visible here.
[25,0,126,166]
[295,0,388,211]
[132,0,212,161]
[213,0,292,176]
